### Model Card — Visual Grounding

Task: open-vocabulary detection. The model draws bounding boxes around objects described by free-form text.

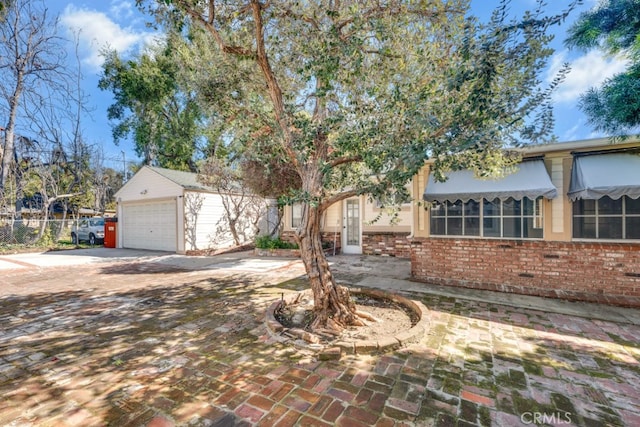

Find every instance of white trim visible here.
[342,198,362,254]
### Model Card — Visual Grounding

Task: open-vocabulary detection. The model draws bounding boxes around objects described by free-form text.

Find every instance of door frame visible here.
[342,197,362,254]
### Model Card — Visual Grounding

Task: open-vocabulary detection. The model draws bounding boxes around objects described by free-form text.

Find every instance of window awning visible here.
[568,153,640,201]
[423,160,558,203]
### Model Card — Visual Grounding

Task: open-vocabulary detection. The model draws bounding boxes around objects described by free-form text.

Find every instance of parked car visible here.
[71,217,105,245]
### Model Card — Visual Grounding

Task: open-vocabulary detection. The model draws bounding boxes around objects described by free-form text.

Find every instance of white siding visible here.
[115,168,182,202]
[184,192,225,251]
[323,203,341,231]
[184,191,260,251]
[551,158,564,233]
[362,198,412,231]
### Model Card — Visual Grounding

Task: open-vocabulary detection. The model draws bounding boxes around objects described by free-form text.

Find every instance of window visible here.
[291,203,302,228]
[430,197,543,239]
[374,190,411,208]
[573,195,640,240]
[430,200,480,236]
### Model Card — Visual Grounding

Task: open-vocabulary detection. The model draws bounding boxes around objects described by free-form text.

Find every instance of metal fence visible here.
[0,218,73,246]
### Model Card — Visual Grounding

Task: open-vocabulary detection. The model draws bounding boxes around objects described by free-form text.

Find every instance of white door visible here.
[342,198,362,254]
[122,200,177,252]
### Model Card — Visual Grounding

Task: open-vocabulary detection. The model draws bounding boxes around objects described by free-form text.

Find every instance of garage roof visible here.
[149,167,217,192]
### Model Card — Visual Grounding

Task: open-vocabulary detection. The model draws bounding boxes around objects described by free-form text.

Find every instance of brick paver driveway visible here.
[1,251,640,426]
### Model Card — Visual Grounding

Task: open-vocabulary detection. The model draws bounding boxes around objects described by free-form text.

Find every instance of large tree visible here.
[565,0,640,135]
[139,0,577,333]
[99,33,206,171]
[0,0,70,199]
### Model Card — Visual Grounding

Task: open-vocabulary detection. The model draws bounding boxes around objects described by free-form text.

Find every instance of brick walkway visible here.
[1,253,640,426]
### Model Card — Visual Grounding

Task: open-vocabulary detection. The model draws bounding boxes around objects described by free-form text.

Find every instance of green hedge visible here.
[255,235,299,250]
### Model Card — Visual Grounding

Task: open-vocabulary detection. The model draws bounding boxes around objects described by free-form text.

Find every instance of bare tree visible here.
[0,0,70,199]
[198,158,267,247]
[27,29,102,234]
[184,192,203,250]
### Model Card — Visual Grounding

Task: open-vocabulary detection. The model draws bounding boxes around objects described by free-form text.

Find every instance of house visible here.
[410,137,640,307]
[281,192,414,257]
[114,166,268,253]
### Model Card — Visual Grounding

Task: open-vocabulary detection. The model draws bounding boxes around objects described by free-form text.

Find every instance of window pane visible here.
[626,196,640,214]
[447,200,463,216]
[464,200,480,216]
[483,217,501,237]
[598,196,622,215]
[522,197,535,215]
[573,199,596,216]
[626,217,640,239]
[483,198,500,216]
[430,217,446,235]
[346,200,360,245]
[465,218,480,236]
[464,217,480,236]
[503,198,521,216]
[523,217,543,238]
[503,217,522,238]
[447,217,463,235]
[598,217,622,239]
[431,202,445,217]
[292,204,303,228]
[573,217,596,239]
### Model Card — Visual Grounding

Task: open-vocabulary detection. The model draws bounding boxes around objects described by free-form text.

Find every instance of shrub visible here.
[255,235,299,250]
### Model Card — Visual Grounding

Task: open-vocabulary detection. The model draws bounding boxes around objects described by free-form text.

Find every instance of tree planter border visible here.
[254,247,335,258]
[264,287,429,359]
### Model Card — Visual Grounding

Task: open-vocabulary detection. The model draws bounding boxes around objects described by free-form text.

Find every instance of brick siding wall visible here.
[281,230,410,257]
[411,237,640,307]
[362,232,411,258]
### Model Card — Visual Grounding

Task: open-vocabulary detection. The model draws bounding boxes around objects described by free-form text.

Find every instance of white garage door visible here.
[122,200,177,251]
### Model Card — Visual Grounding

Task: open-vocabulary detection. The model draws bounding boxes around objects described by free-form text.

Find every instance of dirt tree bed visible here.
[268,288,427,353]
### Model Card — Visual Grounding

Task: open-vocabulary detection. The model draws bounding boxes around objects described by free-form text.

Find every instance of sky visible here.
[43,0,627,171]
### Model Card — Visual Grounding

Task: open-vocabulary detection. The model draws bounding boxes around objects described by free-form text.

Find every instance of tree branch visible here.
[249,0,299,170]
[328,155,361,168]
[175,0,254,57]
[321,189,360,212]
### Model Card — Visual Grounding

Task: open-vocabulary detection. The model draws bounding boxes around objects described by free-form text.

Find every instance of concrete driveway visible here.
[1,250,640,426]
[0,248,261,271]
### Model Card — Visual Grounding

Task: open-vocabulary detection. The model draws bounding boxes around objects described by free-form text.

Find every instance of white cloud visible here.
[560,123,581,141]
[547,49,629,104]
[60,4,158,72]
[109,0,136,20]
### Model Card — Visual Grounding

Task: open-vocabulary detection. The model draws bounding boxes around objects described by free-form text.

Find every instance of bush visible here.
[255,235,299,250]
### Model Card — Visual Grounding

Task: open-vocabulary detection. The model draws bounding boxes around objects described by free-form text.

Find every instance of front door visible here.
[342,198,362,254]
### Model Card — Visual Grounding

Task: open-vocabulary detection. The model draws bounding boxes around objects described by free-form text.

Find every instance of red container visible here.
[104,217,117,248]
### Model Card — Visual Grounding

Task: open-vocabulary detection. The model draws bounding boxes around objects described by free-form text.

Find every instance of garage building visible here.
[114,166,263,253]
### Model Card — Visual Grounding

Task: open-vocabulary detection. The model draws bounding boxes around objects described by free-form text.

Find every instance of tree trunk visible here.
[295,203,361,333]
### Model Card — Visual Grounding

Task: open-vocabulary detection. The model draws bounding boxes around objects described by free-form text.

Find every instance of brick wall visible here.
[281,230,411,257]
[411,237,640,307]
[362,232,412,258]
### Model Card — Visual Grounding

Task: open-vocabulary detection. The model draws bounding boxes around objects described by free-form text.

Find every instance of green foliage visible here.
[99,32,205,171]
[565,0,640,134]
[566,0,640,54]
[139,0,576,196]
[132,0,580,247]
[36,227,54,247]
[255,235,299,250]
